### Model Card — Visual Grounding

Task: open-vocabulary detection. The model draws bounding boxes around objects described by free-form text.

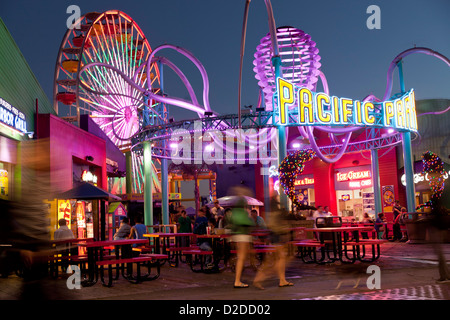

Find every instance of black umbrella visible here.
[56,182,121,201]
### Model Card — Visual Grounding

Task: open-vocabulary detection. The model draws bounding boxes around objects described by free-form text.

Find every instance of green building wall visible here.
[0,17,55,136]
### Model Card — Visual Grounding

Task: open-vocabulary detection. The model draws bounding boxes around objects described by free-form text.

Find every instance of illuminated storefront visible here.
[399,160,450,210]
[0,97,29,201]
[1,18,56,204]
[334,166,374,220]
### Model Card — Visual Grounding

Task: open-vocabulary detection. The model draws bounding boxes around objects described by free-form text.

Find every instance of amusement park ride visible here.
[53,1,449,227]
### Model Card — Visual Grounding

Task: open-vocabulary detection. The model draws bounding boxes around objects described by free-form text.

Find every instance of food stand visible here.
[56,182,122,241]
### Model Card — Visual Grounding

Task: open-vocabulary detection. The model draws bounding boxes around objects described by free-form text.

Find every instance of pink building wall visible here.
[37,114,107,193]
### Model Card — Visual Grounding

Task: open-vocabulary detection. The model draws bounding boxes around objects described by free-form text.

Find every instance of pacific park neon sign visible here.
[276,78,418,132]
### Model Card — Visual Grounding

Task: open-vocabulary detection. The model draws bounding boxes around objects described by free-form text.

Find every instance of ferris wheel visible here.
[53,10,162,194]
[53,10,160,151]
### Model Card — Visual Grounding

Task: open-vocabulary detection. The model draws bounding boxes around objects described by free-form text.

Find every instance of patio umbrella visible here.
[56,182,121,201]
[206,196,264,207]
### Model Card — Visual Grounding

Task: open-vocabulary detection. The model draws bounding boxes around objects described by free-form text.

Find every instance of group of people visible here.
[175,188,293,290]
[372,200,408,241]
[113,216,147,242]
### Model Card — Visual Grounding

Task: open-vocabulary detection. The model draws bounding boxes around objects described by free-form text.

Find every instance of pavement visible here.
[1,241,450,302]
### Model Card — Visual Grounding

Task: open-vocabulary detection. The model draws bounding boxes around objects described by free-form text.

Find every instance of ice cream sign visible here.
[335,168,373,189]
[0,97,27,134]
[276,78,418,132]
[337,170,372,182]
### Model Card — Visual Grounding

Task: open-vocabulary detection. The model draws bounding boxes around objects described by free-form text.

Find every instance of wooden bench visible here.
[291,241,325,264]
[132,245,155,253]
[182,249,214,273]
[165,246,200,267]
[47,252,116,278]
[229,246,278,255]
[343,239,386,262]
[291,241,325,248]
[227,245,278,271]
[96,254,168,287]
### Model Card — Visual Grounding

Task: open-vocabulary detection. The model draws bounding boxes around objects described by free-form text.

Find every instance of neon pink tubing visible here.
[382,47,450,101]
[79,62,208,115]
[145,44,212,112]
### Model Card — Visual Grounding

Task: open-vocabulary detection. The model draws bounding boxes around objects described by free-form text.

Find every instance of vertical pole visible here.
[143,95,153,232]
[397,60,416,212]
[263,163,270,215]
[143,141,153,232]
[161,158,169,225]
[371,148,382,217]
[159,62,170,226]
[100,200,106,241]
[402,131,416,211]
[261,89,271,216]
[125,151,132,195]
[273,56,288,210]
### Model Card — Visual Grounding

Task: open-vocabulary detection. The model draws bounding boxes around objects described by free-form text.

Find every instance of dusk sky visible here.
[1,0,449,121]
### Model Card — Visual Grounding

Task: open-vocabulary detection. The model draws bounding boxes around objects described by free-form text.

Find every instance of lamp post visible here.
[397,60,416,213]
[264,0,289,211]
[143,95,153,232]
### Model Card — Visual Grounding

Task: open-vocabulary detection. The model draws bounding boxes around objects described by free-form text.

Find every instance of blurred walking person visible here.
[428,198,450,284]
[229,186,255,288]
[7,140,65,299]
[253,197,294,290]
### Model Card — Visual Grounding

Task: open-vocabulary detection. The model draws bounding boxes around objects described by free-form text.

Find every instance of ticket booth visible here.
[108,202,127,240]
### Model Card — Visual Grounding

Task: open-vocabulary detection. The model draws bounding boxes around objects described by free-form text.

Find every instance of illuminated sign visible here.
[58,200,72,228]
[0,97,27,134]
[341,194,351,201]
[153,193,182,201]
[81,170,98,184]
[268,165,279,178]
[349,179,373,189]
[277,78,418,132]
[76,201,86,229]
[401,171,449,186]
[294,177,314,186]
[337,170,371,182]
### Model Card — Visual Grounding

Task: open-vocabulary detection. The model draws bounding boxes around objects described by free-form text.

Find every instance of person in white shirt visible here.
[323,206,333,217]
[210,200,225,221]
[54,219,74,240]
[312,206,329,228]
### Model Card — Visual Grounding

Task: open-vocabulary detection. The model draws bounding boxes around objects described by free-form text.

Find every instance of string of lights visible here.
[416,150,446,210]
[278,149,316,207]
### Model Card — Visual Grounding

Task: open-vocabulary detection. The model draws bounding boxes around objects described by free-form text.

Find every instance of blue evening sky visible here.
[1,0,449,121]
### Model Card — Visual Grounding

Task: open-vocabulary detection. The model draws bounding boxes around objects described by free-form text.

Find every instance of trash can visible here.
[404,212,430,244]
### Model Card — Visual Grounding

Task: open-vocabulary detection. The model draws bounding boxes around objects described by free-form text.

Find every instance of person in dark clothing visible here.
[427,198,450,283]
[178,210,192,233]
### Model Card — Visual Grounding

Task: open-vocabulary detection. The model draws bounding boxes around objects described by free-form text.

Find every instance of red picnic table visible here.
[77,239,166,287]
[297,226,385,264]
[185,234,231,273]
[142,232,195,267]
[48,238,95,277]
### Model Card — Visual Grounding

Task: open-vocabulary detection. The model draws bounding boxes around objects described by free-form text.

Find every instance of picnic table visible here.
[142,233,195,267]
[294,226,385,264]
[77,239,166,287]
[48,238,94,277]
[185,234,231,273]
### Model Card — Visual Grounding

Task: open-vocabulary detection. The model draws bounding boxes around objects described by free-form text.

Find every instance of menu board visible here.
[58,200,72,228]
